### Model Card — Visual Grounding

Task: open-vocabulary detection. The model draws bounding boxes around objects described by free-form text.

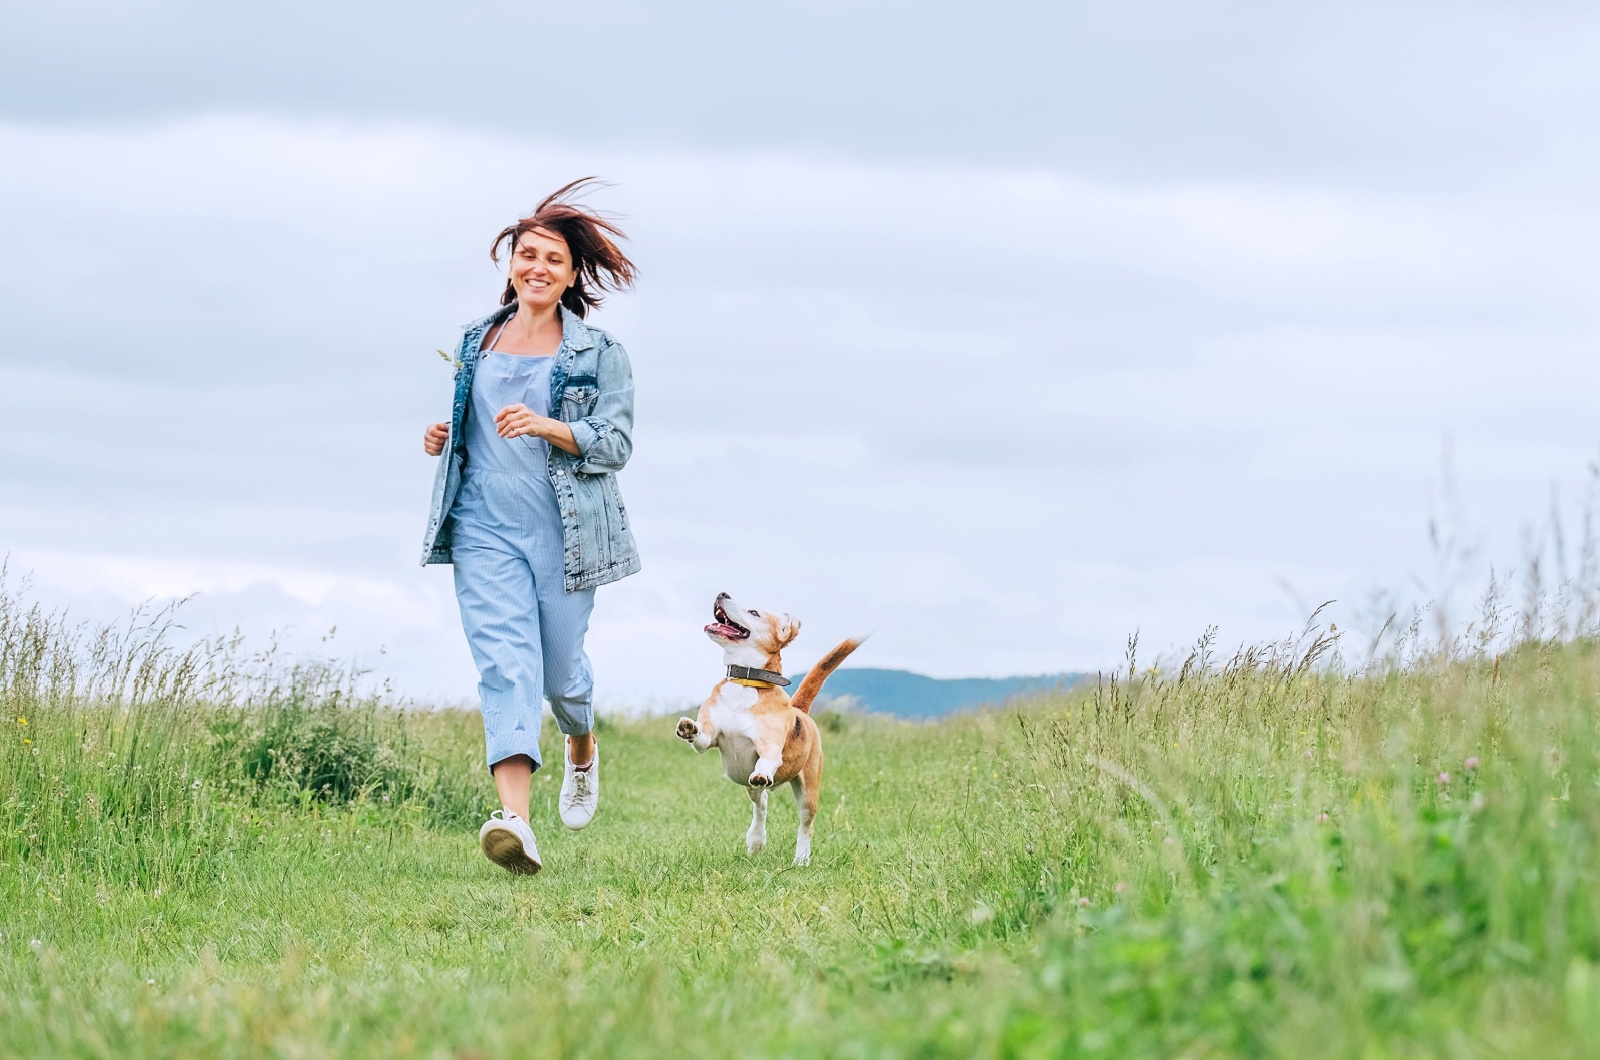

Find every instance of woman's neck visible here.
[507,301,561,341]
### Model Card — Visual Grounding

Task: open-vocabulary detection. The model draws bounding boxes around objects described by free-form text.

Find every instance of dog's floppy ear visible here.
[776,613,801,648]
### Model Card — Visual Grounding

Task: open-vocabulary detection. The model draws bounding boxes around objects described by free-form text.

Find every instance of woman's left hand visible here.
[495,404,583,456]
[495,403,550,440]
[496,405,585,454]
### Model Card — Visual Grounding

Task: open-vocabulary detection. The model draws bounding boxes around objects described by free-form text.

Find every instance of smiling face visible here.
[508,227,576,312]
[705,592,801,668]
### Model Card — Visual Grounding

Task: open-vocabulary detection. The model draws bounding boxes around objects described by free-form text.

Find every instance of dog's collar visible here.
[726,664,790,688]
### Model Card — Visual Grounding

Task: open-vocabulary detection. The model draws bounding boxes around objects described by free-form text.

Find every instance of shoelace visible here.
[563,769,591,807]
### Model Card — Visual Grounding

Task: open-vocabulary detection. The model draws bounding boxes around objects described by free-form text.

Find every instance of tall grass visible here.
[989,630,1600,1055]
[6,559,1600,1055]
[0,565,485,902]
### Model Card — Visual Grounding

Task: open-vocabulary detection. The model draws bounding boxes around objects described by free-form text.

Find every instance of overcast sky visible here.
[3,1,1599,707]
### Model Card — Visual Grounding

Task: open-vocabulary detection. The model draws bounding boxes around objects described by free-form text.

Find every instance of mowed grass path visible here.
[3,702,1055,1058]
[8,625,1600,1055]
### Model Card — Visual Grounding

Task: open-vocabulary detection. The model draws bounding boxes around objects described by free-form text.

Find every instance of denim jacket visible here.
[421,303,641,591]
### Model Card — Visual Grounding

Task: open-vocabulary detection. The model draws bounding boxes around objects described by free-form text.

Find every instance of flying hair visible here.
[490,177,637,317]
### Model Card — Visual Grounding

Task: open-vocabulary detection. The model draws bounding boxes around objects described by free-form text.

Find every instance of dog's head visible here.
[705,592,800,666]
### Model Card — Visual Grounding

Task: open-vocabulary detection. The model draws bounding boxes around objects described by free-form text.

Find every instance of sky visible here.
[3,1,1599,708]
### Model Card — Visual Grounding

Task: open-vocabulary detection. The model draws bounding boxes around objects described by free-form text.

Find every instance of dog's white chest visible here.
[709,682,760,738]
[710,683,761,784]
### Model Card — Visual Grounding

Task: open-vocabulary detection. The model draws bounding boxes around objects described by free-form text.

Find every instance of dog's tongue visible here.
[706,622,744,638]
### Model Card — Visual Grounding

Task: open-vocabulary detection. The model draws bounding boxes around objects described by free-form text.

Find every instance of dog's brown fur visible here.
[675,593,862,864]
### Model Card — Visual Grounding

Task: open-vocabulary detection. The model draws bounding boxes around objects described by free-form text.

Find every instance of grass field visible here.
[7,583,1600,1057]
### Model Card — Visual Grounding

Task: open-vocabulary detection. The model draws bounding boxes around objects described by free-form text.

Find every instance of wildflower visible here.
[1315,812,1330,823]
[1437,771,1451,785]
[1162,836,1174,846]
[1025,844,1034,855]
[15,717,26,726]
[1464,756,1480,771]
[22,739,30,746]
[191,779,202,790]
[1077,897,1091,908]
[29,939,41,950]
[146,979,156,987]
[1115,881,1126,893]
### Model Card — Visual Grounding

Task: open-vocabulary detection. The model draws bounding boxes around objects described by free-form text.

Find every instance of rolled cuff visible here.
[486,730,544,774]
[569,419,600,457]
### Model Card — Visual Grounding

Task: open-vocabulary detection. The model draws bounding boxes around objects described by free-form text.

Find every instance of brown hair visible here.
[490,177,636,317]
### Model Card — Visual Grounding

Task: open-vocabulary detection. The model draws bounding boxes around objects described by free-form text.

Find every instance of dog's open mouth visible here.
[705,601,751,641]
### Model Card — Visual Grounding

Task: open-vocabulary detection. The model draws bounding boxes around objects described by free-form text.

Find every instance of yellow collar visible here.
[729,676,775,688]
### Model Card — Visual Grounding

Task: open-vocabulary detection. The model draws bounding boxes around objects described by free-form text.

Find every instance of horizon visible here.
[3,2,1599,707]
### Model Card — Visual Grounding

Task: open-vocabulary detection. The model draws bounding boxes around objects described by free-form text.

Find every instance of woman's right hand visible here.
[423,422,448,456]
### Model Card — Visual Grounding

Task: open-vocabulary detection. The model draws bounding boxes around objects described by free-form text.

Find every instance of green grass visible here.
[7,585,1600,1057]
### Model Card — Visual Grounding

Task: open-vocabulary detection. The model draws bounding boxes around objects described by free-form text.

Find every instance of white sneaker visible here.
[559,739,599,830]
[479,810,542,874]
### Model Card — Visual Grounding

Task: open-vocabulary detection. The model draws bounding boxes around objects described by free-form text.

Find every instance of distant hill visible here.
[786,667,1087,719]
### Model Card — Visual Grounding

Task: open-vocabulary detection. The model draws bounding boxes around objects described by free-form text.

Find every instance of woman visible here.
[421,179,639,875]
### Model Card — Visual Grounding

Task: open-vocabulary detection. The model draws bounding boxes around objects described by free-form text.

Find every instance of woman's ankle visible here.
[567,734,596,770]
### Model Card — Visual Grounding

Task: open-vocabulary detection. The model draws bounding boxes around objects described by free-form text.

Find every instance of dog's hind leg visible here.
[745,786,768,855]
[791,751,822,866]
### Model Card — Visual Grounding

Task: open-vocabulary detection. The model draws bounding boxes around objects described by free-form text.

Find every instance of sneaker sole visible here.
[560,807,596,831]
[480,826,542,875]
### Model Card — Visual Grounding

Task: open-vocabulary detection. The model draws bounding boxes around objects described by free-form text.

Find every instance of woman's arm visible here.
[565,338,635,473]
[493,406,580,455]
[492,338,635,467]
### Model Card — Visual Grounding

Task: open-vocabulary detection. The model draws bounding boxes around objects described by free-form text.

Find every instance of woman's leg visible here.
[537,580,597,757]
[453,540,547,780]
[491,754,535,822]
[539,579,599,829]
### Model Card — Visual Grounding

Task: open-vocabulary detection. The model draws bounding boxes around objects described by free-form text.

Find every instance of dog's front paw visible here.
[748,770,774,788]
[676,717,699,741]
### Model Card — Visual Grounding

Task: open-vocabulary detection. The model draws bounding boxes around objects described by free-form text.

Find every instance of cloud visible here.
[4,3,1600,183]
[1,110,1598,705]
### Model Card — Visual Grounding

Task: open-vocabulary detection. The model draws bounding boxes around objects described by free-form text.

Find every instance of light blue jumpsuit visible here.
[450,334,595,771]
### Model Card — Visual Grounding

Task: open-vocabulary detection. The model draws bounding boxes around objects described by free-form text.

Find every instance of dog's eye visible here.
[748,610,759,617]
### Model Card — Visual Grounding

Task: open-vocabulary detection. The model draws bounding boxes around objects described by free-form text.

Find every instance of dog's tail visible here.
[790,636,867,714]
